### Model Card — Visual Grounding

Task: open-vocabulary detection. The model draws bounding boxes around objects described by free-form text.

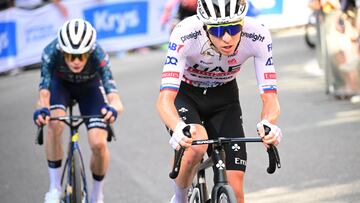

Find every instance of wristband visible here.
[103,105,118,120]
[33,107,50,124]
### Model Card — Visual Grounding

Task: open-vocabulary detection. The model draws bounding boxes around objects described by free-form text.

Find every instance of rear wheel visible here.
[215,185,237,203]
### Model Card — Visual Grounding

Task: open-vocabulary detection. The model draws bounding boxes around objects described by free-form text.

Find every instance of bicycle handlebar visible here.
[35,115,115,145]
[169,125,281,179]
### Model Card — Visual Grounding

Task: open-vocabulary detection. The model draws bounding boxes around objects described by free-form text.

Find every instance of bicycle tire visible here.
[304,14,317,49]
[72,149,83,203]
[214,185,237,203]
[189,186,201,203]
[304,23,316,49]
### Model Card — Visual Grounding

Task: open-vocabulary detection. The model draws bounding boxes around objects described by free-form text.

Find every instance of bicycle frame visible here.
[193,141,230,203]
[61,105,90,203]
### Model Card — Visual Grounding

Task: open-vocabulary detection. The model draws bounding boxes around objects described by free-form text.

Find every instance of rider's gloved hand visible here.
[257,120,282,147]
[33,107,50,126]
[101,105,118,123]
[169,121,193,150]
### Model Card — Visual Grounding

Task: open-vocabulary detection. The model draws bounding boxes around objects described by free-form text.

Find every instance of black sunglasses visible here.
[64,53,89,62]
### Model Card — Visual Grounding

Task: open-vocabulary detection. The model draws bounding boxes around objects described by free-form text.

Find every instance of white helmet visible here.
[58,18,97,54]
[197,0,248,24]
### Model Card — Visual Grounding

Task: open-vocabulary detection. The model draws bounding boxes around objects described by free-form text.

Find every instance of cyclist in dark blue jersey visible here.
[33,18,123,203]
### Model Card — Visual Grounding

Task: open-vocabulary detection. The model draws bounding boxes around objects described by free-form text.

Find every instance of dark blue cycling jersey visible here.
[39,39,117,94]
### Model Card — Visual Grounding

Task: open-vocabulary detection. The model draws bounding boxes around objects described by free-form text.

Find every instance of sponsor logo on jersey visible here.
[178,107,188,113]
[265,57,273,66]
[84,2,147,39]
[235,158,247,166]
[228,58,237,65]
[0,22,17,58]
[180,30,201,43]
[188,64,241,77]
[232,144,241,151]
[264,72,276,79]
[162,71,180,78]
[168,42,184,52]
[165,56,178,65]
[241,32,265,42]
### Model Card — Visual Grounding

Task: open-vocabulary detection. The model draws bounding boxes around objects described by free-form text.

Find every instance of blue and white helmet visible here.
[58,18,96,54]
[197,0,248,24]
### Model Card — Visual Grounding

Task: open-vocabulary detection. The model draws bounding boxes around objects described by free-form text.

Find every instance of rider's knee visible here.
[48,120,65,135]
[185,145,207,164]
[48,109,66,134]
[89,129,108,154]
[192,144,208,157]
[91,141,107,154]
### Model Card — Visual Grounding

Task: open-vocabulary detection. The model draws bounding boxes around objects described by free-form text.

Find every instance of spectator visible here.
[15,0,68,17]
[0,0,13,11]
[160,0,197,28]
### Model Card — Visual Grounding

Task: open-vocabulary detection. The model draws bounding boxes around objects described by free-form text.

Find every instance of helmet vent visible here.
[58,18,97,54]
[85,31,93,47]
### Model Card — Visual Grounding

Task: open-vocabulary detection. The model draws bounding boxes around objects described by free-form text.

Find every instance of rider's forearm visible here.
[37,89,51,109]
[260,92,280,124]
[157,91,182,130]
[106,92,124,114]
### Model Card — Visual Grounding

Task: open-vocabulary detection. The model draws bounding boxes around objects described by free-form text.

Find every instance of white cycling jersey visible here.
[160,15,277,94]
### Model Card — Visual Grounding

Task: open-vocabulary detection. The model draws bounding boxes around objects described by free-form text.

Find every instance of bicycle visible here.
[305,11,319,49]
[35,101,115,203]
[169,126,281,203]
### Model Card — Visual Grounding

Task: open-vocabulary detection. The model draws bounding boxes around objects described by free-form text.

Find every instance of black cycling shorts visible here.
[49,76,107,130]
[174,80,247,172]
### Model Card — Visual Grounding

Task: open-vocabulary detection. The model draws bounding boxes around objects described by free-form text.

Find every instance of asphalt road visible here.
[0,28,359,203]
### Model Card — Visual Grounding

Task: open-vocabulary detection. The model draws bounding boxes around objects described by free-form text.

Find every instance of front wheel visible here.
[188,186,201,203]
[72,149,83,203]
[215,185,237,203]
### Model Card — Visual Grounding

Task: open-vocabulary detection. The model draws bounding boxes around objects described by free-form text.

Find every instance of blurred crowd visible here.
[0,0,68,16]
[308,0,360,101]
[2,0,359,102]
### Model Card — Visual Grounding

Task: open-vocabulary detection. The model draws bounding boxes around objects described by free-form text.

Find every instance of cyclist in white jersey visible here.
[157,0,283,202]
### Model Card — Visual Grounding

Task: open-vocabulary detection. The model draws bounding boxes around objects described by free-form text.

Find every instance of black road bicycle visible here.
[169,126,281,203]
[36,102,115,203]
[304,11,318,49]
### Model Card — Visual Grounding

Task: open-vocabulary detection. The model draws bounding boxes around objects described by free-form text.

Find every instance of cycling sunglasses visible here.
[64,52,89,62]
[207,21,243,38]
